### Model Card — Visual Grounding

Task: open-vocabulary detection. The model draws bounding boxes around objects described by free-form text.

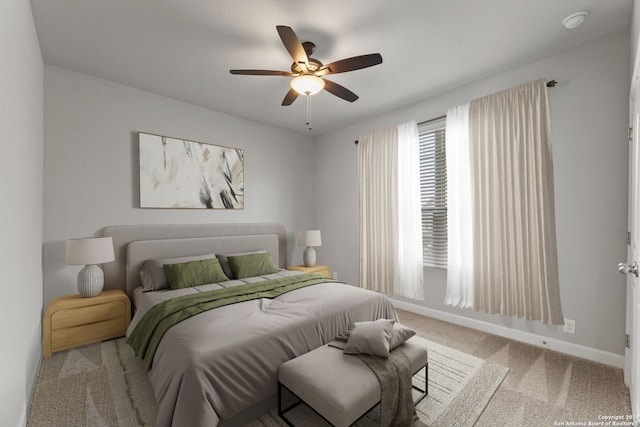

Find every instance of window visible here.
[419,119,447,268]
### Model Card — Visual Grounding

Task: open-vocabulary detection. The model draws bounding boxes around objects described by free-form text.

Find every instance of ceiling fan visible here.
[230,25,383,106]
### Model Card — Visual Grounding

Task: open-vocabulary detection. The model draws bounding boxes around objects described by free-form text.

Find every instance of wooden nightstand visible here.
[288,264,332,279]
[43,289,131,358]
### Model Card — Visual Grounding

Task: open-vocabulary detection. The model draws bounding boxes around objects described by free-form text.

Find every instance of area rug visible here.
[27,336,507,426]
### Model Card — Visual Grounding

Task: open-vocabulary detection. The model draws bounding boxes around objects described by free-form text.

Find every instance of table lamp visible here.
[297,230,322,267]
[65,237,115,297]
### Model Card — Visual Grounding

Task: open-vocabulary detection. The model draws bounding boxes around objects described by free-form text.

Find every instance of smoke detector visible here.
[563,11,589,29]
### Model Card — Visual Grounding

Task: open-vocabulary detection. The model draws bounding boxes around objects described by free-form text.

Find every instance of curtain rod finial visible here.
[354,140,359,145]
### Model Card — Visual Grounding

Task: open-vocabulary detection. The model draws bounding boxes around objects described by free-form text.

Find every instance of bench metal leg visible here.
[279,382,340,426]
[278,363,429,426]
[278,382,301,427]
[412,363,428,405]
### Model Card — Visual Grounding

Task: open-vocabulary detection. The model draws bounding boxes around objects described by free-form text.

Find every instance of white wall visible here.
[314,31,630,356]
[632,0,640,73]
[43,66,315,306]
[0,1,44,426]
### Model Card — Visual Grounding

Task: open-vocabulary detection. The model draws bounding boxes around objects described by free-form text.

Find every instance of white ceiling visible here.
[30,0,633,136]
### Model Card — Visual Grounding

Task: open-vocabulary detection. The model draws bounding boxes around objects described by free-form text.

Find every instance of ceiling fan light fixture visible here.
[290,75,325,95]
[230,26,382,106]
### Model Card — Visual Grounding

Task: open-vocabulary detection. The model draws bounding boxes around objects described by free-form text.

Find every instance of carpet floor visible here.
[26,309,630,426]
[396,309,632,426]
[27,333,505,426]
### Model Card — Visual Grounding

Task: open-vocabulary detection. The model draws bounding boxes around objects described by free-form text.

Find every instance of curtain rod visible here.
[418,115,446,127]
[354,116,446,145]
[354,79,557,144]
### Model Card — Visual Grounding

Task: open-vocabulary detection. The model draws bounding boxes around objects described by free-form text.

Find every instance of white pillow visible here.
[343,319,395,358]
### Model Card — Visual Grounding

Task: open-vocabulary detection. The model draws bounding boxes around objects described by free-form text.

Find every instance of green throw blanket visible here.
[127,274,331,369]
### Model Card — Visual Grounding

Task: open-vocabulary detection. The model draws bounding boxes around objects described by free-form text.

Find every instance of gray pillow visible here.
[390,323,416,350]
[343,319,395,358]
[138,253,217,291]
[216,250,266,279]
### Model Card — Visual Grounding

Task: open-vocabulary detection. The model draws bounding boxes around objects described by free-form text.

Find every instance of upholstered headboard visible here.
[100,223,287,299]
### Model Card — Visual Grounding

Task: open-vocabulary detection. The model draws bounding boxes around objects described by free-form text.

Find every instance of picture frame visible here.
[138,132,244,209]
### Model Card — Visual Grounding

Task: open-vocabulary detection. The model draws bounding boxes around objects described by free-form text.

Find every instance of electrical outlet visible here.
[332,271,338,280]
[562,318,576,334]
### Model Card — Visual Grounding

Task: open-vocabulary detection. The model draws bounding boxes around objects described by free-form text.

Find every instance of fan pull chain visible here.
[305,93,312,130]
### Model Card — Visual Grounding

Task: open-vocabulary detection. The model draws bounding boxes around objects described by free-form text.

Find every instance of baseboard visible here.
[391,298,625,369]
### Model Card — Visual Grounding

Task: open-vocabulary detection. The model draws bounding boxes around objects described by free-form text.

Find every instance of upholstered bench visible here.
[278,341,428,427]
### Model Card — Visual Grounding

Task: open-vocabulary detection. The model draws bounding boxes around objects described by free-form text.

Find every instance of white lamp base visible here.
[78,264,104,297]
[303,246,317,267]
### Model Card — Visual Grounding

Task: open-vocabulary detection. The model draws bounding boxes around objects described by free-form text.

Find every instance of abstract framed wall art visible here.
[138,132,244,209]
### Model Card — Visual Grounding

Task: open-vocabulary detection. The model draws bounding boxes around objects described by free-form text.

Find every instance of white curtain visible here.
[445,79,564,324]
[359,121,424,299]
[359,125,397,296]
[397,122,426,300]
[444,103,473,308]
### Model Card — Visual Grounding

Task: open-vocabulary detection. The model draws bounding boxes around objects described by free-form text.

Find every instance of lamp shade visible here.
[65,237,115,265]
[290,75,325,95]
[297,230,322,247]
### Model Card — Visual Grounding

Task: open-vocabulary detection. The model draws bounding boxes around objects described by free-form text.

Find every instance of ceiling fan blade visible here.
[323,79,359,102]
[230,69,294,76]
[282,88,299,106]
[276,25,309,72]
[316,53,383,76]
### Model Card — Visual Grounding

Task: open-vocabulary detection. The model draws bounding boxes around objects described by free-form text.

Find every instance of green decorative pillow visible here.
[139,253,217,291]
[227,253,279,279]
[216,250,266,279]
[163,258,229,290]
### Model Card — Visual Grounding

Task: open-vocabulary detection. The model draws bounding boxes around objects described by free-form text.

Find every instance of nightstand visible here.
[43,289,131,358]
[288,264,332,279]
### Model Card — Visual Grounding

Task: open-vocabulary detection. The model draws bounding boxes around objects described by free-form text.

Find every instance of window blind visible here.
[418,121,447,268]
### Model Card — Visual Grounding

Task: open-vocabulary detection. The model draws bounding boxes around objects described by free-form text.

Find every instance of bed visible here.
[100,223,397,427]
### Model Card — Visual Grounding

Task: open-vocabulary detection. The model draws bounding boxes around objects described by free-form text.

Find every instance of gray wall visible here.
[0,0,44,425]
[314,31,630,355]
[632,0,640,72]
[43,66,315,306]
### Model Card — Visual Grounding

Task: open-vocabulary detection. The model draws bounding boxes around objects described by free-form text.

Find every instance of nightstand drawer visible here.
[51,300,125,330]
[288,264,332,278]
[51,317,126,352]
[311,266,331,278]
[43,290,131,357]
